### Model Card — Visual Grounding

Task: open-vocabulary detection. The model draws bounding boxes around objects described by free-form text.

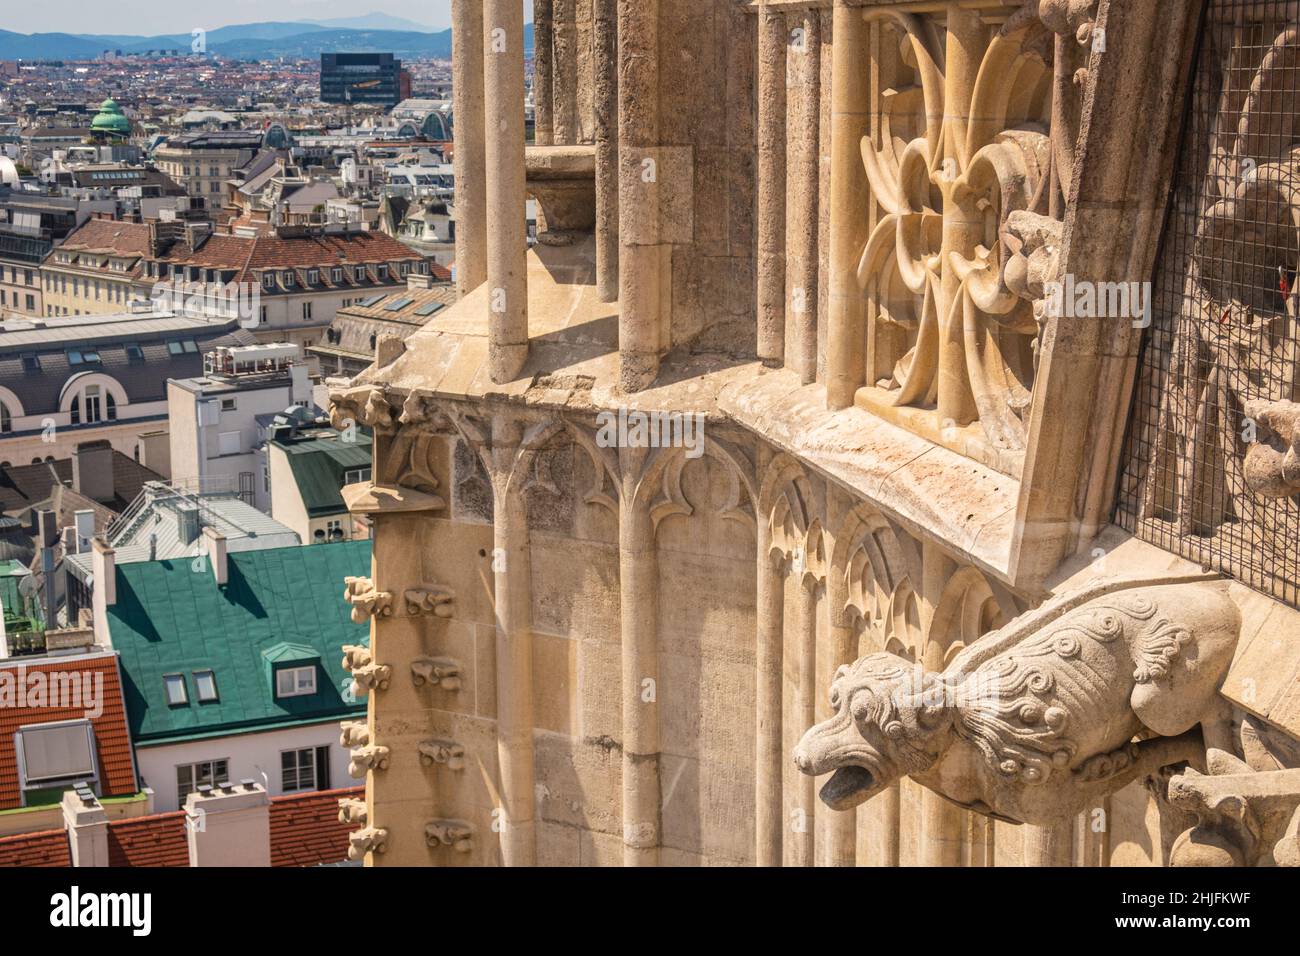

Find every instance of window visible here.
[125,342,144,361]
[83,385,102,424]
[283,271,295,287]
[326,519,344,540]
[281,747,329,793]
[176,758,229,806]
[0,403,9,434]
[168,340,184,356]
[332,267,343,283]
[262,273,274,290]
[16,720,96,791]
[275,665,317,698]
[67,349,84,365]
[70,395,80,425]
[221,398,237,411]
[343,467,371,485]
[21,353,39,372]
[307,269,319,284]
[105,393,116,421]
[302,302,312,320]
[193,670,218,702]
[164,673,188,706]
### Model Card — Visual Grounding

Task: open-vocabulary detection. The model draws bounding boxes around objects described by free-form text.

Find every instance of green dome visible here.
[91,98,130,137]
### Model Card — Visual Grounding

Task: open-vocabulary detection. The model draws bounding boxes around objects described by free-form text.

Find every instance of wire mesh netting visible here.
[1117,0,1300,607]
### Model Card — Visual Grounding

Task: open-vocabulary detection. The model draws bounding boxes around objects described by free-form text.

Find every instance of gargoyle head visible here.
[793,653,955,811]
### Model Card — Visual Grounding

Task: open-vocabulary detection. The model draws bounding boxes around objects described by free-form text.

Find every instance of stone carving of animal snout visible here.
[793,582,1240,826]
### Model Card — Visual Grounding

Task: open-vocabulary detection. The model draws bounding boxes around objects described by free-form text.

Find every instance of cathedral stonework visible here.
[331,0,1300,867]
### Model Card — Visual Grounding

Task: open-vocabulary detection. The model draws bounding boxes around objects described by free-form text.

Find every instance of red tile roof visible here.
[106,811,189,867]
[156,230,425,285]
[57,218,152,258]
[270,785,363,867]
[0,653,137,811]
[0,827,70,867]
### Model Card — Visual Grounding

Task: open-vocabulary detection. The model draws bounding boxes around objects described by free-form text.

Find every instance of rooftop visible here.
[106,540,370,745]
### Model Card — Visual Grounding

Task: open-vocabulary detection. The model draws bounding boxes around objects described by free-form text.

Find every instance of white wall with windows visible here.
[133,720,356,812]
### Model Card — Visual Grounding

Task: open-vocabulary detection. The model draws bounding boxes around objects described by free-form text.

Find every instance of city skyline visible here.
[3,2,463,36]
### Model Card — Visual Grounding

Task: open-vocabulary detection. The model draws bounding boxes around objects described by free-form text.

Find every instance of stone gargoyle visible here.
[794,582,1241,826]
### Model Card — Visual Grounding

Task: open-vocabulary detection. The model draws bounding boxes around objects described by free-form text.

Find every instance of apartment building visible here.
[0,193,81,320]
[37,216,151,317]
[152,130,264,200]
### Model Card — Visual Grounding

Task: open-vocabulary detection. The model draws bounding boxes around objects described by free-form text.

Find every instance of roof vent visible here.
[175,501,201,545]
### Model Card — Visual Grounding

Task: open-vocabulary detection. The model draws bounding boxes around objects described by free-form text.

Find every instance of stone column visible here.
[919,540,963,866]
[1024,820,1074,866]
[823,552,856,866]
[757,0,787,364]
[553,0,580,145]
[452,0,487,296]
[62,789,109,867]
[935,7,983,427]
[792,574,818,867]
[617,0,663,392]
[484,0,529,382]
[826,1,870,409]
[787,13,821,384]
[594,0,620,302]
[755,518,785,866]
[492,419,537,866]
[620,461,660,866]
[534,0,555,147]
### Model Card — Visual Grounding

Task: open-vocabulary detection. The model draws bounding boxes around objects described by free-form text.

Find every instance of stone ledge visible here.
[716,367,1020,578]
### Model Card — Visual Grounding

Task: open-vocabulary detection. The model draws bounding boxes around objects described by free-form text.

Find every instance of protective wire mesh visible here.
[1117,0,1300,607]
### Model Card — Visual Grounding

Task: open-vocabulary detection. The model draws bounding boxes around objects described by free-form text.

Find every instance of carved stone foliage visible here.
[347,827,388,861]
[794,582,1241,826]
[418,739,466,771]
[404,586,455,618]
[453,437,494,523]
[348,744,391,778]
[339,719,370,748]
[1169,763,1300,867]
[411,656,462,691]
[344,578,392,624]
[856,3,1091,455]
[338,797,368,826]
[329,385,448,500]
[425,820,474,853]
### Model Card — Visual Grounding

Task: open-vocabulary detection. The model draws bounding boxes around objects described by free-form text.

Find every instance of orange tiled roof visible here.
[0,828,70,867]
[0,653,137,811]
[106,811,189,867]
[270,785,363,867]
[57,217,152,258]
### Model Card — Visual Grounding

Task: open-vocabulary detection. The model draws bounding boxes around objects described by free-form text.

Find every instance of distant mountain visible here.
[0,21,534,61]
[302,14,436,33]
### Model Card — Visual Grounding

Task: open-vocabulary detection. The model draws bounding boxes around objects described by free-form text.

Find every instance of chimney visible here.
[203,526,227,586]
[62,786,110,867]
[407,273,432,291]
[185,780,271,867]
[91,536,116,607]
[72,440,115,503]
[73,509,95,554]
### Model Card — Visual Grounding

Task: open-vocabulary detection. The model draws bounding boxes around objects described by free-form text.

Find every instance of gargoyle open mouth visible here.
[819,765,877,811]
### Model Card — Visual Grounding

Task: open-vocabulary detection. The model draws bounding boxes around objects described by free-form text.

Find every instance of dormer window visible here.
[262,273,274,290]
[332,267,343,283]
[307,269,319,285]
[275,665,317,698]
[376,264,388,280]
[283,271,295,287]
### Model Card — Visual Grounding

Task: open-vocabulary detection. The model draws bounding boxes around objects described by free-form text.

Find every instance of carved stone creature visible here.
[347,826,388,861]
[404,587,455,618]
[348,744,391,777]
[338,797,368,826]
[425,820,474,853]
[343,577,393,624]
[1243,399,1300,499]
[795,583,1240,826]
[341,644,371,672]
[418,739,466,770]
[339,720,370,748]
[1003,210,1064,334]
[411,656,462,691]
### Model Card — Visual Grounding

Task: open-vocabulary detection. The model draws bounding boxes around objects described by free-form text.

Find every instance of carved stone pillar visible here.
[757,0,788,364]
[620,450,661,866]
[787,12,821,384]
[533,0,555,147]
[823,540,856,866]
[490,417,537,866]
[553,0,580,145]
[593,0,620,303]
[483,0,529,382]
[617,0,663,392]
[792,574,818,867]
[755,518,785,866]
[451,0,487,296]
[1023,821,1074,866]
[826,1,870,408]
[919,540,962,866]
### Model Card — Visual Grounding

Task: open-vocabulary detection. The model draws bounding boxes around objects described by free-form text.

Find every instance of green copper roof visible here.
[108,541,370,744]
[275,431,372,518]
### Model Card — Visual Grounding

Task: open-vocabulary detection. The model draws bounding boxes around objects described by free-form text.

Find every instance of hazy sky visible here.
[8,1,479,35]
